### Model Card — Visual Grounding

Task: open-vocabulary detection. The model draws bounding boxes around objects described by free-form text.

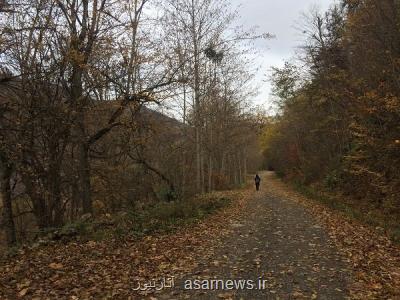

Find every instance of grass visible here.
[45,192,234,244]
[116,194,232,238]
[291,181,400,244]
[0,191,236,259]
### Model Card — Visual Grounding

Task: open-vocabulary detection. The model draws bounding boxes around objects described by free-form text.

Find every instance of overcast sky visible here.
[230,0,336,109]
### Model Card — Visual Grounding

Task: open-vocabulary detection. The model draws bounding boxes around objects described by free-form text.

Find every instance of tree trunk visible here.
[208,154,213,192]
[71,181,79,220]
[70,62,92,215]
[48,163,64,227]
[238,153,242,185]
[79,141,92,214]
[196,126,201,192]
[221,151,226,175]
[0,156,16,246]
[200,146,205,193]
[69,0,94,214]
[191,0,202,193]
[22,171,49,230]
[243,150,247,183]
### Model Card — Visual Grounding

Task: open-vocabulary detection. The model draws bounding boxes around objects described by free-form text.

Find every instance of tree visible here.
[162,0,270,191]
[262,0,400,214]
[0,150,16,246]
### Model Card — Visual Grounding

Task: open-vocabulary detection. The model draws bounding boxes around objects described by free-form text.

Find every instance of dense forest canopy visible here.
[263,0,400,227]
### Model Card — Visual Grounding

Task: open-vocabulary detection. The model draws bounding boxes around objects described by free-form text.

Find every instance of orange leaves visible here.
[384,95,400,111]
[270,175,400,299]
[0,188,250,299]
[16,279,31,298]
[48,262,64,270]
[18,288,29,298]
[66,48,85,66]
[364,90,378,101]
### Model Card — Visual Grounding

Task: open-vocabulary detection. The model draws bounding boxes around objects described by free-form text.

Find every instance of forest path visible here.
[159,172,351,299]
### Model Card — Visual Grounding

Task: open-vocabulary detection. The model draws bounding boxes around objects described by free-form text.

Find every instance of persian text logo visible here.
[132,277,175,292]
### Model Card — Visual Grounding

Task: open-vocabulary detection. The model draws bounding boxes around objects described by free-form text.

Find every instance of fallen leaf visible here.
[49,263,64,270]
[18,288,29,297]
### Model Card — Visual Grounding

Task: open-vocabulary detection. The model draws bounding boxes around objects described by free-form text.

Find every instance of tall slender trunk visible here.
[48,163,64,227]
[71,67,92,215]
[191,0,202,193]
[0,156,16,246]
[22,171,49,230]
[71,181,79,220]
[200,145,205,193]
[68,0,95,215]
[243,150,247,182]
[234,154,238,186]
[208,122,213,192]
[208,155,213,192]
[181,84,187,196]
[196,126,201,192]
[220,151,226,175]
[79,141,92,214]
[238,153,242,185]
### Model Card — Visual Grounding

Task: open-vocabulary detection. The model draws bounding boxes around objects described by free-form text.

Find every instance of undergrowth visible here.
[291,181,400,244]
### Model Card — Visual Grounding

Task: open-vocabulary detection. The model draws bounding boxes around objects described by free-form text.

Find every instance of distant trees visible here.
[263,0,400,213]
[161,0,269,193]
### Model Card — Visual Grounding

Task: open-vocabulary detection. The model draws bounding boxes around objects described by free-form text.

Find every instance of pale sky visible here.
[230,0,337,110]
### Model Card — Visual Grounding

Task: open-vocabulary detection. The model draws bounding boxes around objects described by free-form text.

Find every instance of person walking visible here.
[255,174,261,191]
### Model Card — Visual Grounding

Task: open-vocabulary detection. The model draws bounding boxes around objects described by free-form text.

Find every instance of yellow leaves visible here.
[364,90,378,100]
[17,279,30,289]
[137,90,155,103]
[384,95,400,111]
[217,292,234,299]
[17,279,31,298]
[211,260,220,267]
[86,240,97,248]
[158,262,170,271]
[292,291,305,298]
[66,49,86,66]
[18,288,29,298]
[48,262,64,270]
[266,175,400,299]
[259,122,281,151]
[371,283,383,290]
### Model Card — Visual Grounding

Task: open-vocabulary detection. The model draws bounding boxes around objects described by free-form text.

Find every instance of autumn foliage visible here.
[262,0,400,234]
[0,0,264,248]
